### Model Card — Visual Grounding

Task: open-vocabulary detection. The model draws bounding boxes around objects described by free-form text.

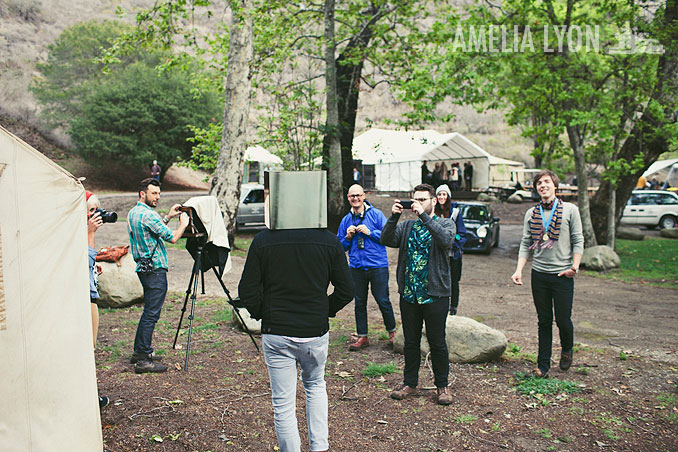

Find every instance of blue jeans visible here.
[134,268,168,355]
[531,270,574,374]
[351,267,396,336]
[262,334,329,452]
[399,297,449,388]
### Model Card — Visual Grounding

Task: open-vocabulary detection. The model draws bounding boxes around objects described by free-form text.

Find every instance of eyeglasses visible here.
[414,197,433,203]
[348,194,364,199]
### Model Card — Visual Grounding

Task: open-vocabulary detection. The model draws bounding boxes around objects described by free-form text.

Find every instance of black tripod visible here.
[172,234,259,371]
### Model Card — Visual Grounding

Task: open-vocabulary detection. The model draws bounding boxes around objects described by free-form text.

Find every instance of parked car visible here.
[236,183,265,229]
[620,189,678,229]
[458,202,500,254]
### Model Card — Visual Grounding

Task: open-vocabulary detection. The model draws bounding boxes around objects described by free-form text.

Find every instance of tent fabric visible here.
[0,126,103,451]
[643,159,678,180]
[353,129,524,191]
[244,145,283,165]
[184,195,232,275]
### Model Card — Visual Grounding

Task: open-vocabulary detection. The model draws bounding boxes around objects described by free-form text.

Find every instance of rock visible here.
[507,193,523,203]
[581,245,620,271]
[96,253,144,308]
[477,193,491,202]
[660,228,678,239]
[487,196,499,203]
[232,307,262,334]
[393,316,507,363]
[616,227,645,240]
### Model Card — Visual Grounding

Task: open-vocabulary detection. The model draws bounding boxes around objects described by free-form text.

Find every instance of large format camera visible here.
[94,208,118,223]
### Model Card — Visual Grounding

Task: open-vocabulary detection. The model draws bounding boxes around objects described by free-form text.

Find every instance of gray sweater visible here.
[518,201,585,274]
[381,212,456,297]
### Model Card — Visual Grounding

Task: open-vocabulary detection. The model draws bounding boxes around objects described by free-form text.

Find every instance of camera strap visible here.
[127,218,160,262]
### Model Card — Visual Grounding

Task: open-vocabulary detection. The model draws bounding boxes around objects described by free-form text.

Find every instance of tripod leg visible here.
[172,267,196,349]
[201,268,205,295]
[210,267,260,352]
[184,245,203,371]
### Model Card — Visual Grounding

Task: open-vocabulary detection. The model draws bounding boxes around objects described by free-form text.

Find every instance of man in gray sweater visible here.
[511,170,584,377]
[381,183,456,405]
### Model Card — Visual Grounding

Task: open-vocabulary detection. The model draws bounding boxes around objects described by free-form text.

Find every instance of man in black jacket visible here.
[238,200,353,452]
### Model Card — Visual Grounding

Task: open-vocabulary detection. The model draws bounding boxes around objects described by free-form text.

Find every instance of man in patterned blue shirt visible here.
[127,178,189,374]
[381,183,456,405]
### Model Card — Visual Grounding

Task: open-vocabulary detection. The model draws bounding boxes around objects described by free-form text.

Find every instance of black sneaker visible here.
[99,396,110,409]
[134,359,168,374]
[130,352,163,364]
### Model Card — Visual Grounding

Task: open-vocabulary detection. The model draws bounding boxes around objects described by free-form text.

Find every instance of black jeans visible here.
[531,270,574,373]
[399,296,449,388]
[134,268,168,355]
[448,257,462,314]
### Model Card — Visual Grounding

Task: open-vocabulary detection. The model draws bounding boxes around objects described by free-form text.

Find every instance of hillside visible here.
[0,0,534,190]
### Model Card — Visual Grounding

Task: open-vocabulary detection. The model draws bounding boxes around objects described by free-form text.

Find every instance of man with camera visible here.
[337,184,396,350]
[381,183,456,406]
[127,178,189,374]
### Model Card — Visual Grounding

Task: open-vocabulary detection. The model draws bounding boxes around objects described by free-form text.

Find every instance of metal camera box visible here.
[265,171,327,230]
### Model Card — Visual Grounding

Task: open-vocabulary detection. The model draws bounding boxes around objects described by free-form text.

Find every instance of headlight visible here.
[477,225,488,238]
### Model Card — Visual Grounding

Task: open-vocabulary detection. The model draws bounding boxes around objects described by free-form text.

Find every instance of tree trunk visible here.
[209,1,254,246]
[590,0,678,243]
[324,0,343,231]
[566,125,597,248]
[607,187,615,249]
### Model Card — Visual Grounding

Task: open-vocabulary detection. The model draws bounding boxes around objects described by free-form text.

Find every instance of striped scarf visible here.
[528,198,562,250]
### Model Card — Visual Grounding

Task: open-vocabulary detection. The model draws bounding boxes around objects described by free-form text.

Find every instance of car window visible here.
[631,194,656,205]
[245,189,264,204]
[657,194,678,205]
[462,205,488,221]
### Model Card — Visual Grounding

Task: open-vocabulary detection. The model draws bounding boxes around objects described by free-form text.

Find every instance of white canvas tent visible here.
[243,145,283,184]
[353,129,524,191]
[0,126,103,451]
[643,158,678,183]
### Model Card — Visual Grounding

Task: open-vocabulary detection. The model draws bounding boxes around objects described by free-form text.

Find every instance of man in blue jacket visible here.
[338,184,397,350]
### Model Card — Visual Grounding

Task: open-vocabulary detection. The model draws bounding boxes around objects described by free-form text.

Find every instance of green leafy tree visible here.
[30,20,139,129]
[393,0,675,246]
[69,60,221,177]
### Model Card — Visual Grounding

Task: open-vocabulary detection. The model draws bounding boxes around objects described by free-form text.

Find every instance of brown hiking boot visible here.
[437,386,453,405]
[349,336,369,351]
[134,360,168,374]
[390,384,416,400]
[560,351,573,371]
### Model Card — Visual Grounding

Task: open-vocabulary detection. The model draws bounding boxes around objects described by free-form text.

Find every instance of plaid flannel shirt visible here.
[127,202,174,271]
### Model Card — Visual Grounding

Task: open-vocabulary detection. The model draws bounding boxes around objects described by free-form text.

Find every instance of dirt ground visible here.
[93,192,678,452]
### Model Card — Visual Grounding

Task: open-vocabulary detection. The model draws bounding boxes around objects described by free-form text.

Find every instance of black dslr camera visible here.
[94,208,118,223]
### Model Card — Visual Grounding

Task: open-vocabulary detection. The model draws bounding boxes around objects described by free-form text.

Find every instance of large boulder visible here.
[96,253,144,308]
[660,228,678,239]
[477,193,491,202]
[507,193,523,204]
[232,307,262,334]
[393,316,507,363]
[616,227,645,241]
[581,245,620,271]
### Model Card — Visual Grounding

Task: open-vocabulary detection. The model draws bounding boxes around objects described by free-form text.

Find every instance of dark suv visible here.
[458,202,500,254]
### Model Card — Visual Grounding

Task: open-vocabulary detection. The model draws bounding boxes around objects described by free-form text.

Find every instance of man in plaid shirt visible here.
[127,178,189,374]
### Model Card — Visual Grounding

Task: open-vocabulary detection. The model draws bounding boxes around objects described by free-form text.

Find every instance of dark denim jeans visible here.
[399,296,449,388]
[531,270,574,374]
[134,268,168,355]
[448,256,462,314]
[351,267,396,336]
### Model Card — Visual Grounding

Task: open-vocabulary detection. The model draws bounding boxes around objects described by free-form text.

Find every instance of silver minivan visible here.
[236,183,265,229]
[620,190,678,229]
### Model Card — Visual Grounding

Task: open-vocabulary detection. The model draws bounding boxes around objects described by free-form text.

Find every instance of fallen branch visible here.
[128,397,177,420]
[341,380,362,400]
[461,426,510,449]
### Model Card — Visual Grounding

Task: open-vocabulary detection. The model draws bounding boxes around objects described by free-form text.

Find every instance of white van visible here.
[620,190,678,229]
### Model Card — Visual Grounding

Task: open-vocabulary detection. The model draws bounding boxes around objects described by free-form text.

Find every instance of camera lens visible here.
[95,208,118,224]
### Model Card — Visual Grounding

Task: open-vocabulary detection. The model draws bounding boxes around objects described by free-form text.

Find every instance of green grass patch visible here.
[454,414,477,424]
[165,238,187,249]
[503,343,537,363]
[362,362,398,378]
[231,232,257,257]
[589,238,678,288]
[513,372,583,399]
